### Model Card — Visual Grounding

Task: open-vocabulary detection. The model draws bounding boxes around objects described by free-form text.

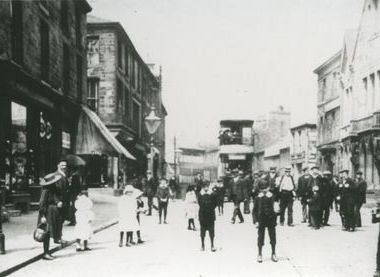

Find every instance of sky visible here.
[88,0,364,157]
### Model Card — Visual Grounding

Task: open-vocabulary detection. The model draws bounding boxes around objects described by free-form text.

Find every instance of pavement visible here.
[6,199,379,277]
[0,188,118,275]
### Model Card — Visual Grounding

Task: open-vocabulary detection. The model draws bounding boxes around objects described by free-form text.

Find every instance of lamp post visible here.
[144,106,161,177]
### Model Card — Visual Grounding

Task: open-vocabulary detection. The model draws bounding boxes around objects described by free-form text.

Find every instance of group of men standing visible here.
[223,165,367,231]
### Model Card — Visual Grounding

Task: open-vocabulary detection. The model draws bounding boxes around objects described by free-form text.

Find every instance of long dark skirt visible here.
[46,205,63,241]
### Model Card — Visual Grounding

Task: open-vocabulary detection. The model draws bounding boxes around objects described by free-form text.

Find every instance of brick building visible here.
[0,0,91,208]
[86,15,167,184]
[290,123,317,179]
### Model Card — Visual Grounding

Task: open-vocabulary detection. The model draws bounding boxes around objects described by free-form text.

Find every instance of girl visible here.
[75,191,95,251]
[185,186,198,230]
[156,178,170,224]
[118,185,143,247]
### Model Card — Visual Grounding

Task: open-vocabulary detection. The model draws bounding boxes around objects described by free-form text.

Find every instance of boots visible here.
[271,244,278,262]
[257,246,263,263]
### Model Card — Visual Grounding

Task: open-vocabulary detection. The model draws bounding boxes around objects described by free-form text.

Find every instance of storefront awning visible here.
[76,106,136,160]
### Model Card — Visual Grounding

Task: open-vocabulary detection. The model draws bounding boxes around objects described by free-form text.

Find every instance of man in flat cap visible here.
[144,170,157,216]
[320,170,335,226]
[230,169,245,224]
[308,166,323,226]
[297,166,313,223]
[339,169,356,231]
[354,171,367,228]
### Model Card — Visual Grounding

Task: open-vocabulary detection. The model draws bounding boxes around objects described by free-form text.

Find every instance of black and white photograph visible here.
[0,0,379,276]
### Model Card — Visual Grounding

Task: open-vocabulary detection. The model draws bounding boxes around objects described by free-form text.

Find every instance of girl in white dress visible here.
[118,185,143,247]
[185,186,198,230]
[75,191,95,251]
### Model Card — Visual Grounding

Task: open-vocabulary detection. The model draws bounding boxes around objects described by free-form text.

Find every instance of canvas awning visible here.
[76,106,136,160]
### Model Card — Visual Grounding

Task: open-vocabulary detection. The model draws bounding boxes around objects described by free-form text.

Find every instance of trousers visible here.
[257,225,276,247]
[279,191,293,225]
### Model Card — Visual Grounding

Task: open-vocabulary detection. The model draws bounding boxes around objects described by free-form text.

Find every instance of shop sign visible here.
[62,132,71,149]
[228,154,246,160]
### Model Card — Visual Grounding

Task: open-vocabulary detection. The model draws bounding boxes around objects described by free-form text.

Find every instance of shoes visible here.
[67,222,76,226]
[373,270,380,277]
[239,220,244,224]
[324,223,331,226]
[130,241,136,245]
[84,247,92,251]
[164,220,168,224]
[188,226,192,230]
[287,224,294,227]
[301,220,307,223]
[119,242,123,247]
[54,239,67,245]
[271,254,278,262]
[147,213,152,216]
[76,248,84,252]
[280,222,284,226]
[42,254,55,260]
[137,239,144,244]
[257,255,263,263]
[125,243,130,247]
[200,246,205,251]
[211,247,217,252]
[159,221,162,224]
[231,219,235,224]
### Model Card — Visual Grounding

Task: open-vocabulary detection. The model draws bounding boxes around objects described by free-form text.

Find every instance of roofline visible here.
[77,0,92,13]
[290,123,317,132]
[87,20,160,85]
[313,50,342,74]
[220,119,254,124]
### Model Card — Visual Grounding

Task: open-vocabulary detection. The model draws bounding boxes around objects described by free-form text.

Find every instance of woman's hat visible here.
[123,185,135,194]
[40,173,62,186]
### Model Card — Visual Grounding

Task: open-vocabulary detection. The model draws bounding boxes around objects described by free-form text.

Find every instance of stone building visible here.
[252,106,291,171]
[315,0,380,189]
[0,0,91,208]
[290,123,317,179]
[86,15,167,185]
[263,136,291,172]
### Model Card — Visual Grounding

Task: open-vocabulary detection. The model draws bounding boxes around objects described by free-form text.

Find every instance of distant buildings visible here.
[315,0,380,189]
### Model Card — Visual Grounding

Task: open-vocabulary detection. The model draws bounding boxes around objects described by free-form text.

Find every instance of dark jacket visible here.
[198,189,217,225]
[297,174,312,203]
[156,185,170,201]
[230,177,245,202]
[306,175,322,201]
[308,191,321,212]
[355,178,367,205]
[253,191,277,227]
[341,178,356,209]
[145,177,157,197]
[320,177,335,207]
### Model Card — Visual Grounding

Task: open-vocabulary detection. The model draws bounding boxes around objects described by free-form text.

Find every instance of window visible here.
[370,73,375,110]
[134,60,138,88]
[63,43,70,95]
[75,7,82,48]
[86,36,99,66]
[132,100,141,136]
[124,87,130,118]
[321,78,326,102]
[87,78,99,112]
[116,79,123,113]
[124,46,129,76]
[117,40,123,69]
[363,77,368,110]
[40,20,49,81]
[131,57,135,85]
[11,0,23,64]
[77,55,83,101]
[60,0,69,35]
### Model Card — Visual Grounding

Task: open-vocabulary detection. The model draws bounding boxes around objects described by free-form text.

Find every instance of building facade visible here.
[290,123,317,179]
[316,0,380,190]
[86,15,167,184]
[0,0,91,207]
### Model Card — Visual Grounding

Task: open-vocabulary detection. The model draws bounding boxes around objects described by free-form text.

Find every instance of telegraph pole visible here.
[173,136,177,181]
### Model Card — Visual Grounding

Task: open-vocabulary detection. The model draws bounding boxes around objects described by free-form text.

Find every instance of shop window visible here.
[86,35,100,66]
[87,78,99,112]
[11,0,23,64]
[40,20,50,81]
[10,102,28,192]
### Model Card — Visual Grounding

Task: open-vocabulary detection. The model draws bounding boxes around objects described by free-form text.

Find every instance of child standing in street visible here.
[253,178,279,263]
[156,178,170,224]
[185,186,198,230]
[74,191,95,252]
[118,185,143,247]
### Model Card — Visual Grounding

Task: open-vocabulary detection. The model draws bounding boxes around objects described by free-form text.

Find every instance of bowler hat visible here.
[323,170,332,175]
[269,167,276,171]
[285,167,291,172]
[339,169,349,174]
[310,165,319,170]
[40,173,62,186]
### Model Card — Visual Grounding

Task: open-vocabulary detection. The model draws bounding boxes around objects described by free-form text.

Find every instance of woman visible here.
[38,173,64,260]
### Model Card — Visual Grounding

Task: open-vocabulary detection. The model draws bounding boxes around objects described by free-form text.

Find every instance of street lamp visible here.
[144,106,161,176]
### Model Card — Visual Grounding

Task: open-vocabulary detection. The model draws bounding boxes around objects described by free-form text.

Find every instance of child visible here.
[74,191,95,252]
[135,197,145,244]
[253,178,279,263]
[215,179,225,216]
[308,185,321,229]
[156,178,170,224]
[185,186,198,230]
[198,181,217,252]
[118,185,143,247]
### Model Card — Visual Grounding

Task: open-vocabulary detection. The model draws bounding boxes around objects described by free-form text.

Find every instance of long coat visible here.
[230,177,245,202]
[355,178,367,205]
[297,174,313,204]
[55,171,70,220]
[145,177,157,198]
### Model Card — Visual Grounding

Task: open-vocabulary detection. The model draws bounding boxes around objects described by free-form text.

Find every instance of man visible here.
[340,169,356,232]
[198,181,217,252]
[268,167,279,200]
[309,166,323,226]
[168,176,177,200]
[67,167,83,226]
[320,171,335,226]
[52,159,70,244]
[297,166,312,223]
[230,169,245,224]
[144,170,157,216]
[278,167,296,226]
[253,177,278,263]
[194,173,205,198]
[354,171,367,228]
[243,170,253,214]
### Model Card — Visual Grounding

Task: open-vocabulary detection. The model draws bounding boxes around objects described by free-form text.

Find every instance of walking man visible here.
[354,171,367,228]
[340,169,356,232]
[297,166,312,223]
[321,170,334,226]
[144,170,157,216]
[278,167,296,226]
[243,170,253,214]
[230,169,245,224]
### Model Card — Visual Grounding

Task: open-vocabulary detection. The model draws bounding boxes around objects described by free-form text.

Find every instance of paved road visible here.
[10,200,378,277]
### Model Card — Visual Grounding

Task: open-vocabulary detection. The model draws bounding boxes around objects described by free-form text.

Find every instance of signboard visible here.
[62,132,71,149]
[229,154,246,160]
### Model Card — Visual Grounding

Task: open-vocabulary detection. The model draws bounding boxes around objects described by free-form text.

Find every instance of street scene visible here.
[1,0,380,276]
